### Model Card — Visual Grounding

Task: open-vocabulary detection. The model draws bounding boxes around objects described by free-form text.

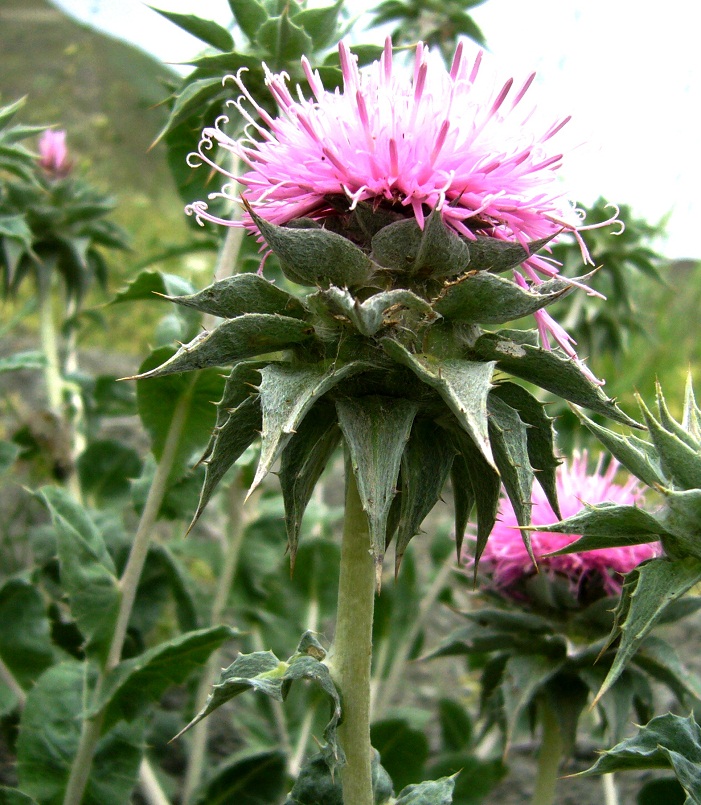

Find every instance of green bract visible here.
[138,204,637,583]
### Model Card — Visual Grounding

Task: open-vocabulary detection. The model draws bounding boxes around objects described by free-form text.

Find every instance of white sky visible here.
[51,0,700,259]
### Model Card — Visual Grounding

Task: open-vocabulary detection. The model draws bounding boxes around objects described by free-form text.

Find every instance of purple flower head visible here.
[468,452,660,603]
[186,39,620,381]
[38,130,72,178]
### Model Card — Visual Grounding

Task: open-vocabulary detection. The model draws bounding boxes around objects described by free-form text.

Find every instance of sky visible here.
[50,0,700,259]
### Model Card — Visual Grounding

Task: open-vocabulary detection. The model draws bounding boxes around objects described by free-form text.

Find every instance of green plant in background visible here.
[430,452,701,805]
[0,100,129,492]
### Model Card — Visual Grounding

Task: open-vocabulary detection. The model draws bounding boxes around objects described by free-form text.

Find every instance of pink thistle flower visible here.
[468,452,660,601]
[38,130,72,178]
[186,39,620,382]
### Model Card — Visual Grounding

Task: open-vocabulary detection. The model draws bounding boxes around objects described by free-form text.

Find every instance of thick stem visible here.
[331,465,376,805]
[602,773,619,805]
[37,270,63,413]
[182,476,248,805]
[531,697,563,805]
[62,389,191,805]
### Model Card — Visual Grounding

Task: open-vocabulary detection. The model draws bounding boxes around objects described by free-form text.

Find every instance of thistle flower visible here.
[37,129,72,178]
[470,452,659,602]
[186,38,619,379]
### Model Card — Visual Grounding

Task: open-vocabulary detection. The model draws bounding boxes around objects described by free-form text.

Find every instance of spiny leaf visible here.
[252,361,367,494]
[336,395,418,578]
[491,381,561,518]
[471,332,641,428]
[247,204,374,288]
[160,272,307,320]
[683,372,701,442]
[228,0,267,42]
[395,774,457,805]
[279,400,341,569]
[382,339,495,467]
[450,451,476,563]
[655,380,699,450]
[433,270,573,324]
[465,233,557,274]
[131,314,312,379]
[149,7,234,51]
[595,557,701,704]
[394,419,456,575]
[320,286,435,337]
[637,394,701,491]
[574,408,664,489]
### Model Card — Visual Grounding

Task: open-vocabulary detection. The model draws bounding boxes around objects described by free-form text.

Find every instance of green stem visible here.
[602,773,619,805]
[138,758,172,805]
[182,476,248,805]
[62,388,191,805]
[37,270,63,413]
[531,697,563,805]
[330,464,376,805]
[0,655,26,708]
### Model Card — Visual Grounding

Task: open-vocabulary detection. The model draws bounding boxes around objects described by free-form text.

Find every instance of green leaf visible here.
[382,339,495,467]
[0,440,20,475]
[450,450,476,562]
[0,351,46,374]
[638,395,701,490]
[491,381,561,517]
[579,712,701,803]
[162,272,307,320]
[17,662,144,804]
[0,213,33,250]
[501,653,564,748]
[256,11,314,63]
[465,233,556,274]
[77,440,142,504]
[575,409,664,489]
[487,395,532,530]
[371,209,469,278]
[279,400,341,568]
[662,489,701,555]
[426,755,506,805]
[0,789,38,805]
[395,775,457,805]
[433,270,573,324]
[95,626,236,731]
[293,0,343,49]
[252,361,367,493]
[0,579,54,689]
[438,698,473,751]
[133,314,312,379]
[149,7,234,51]
[38,487,120,663]
[471,332,641,428]
[336,395,418,573]
[394,419,456,573]
[137,347,226,484]
[537,503,667,554]
[110,269,195,306]
[248,206,375,288]
[155,77,227,143]
[683,373,701,443]
[193,749,287,805]
[190,363,263,526]
[633,635,701,705]
[320,286,435,337]
[372,718,429,791]
[597,557,701,702]
[228,0,268,42]
[637,778,687,805]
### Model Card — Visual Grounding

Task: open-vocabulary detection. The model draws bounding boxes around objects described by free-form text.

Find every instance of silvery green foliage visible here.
[536,375,701,700]
[139,204,637,584]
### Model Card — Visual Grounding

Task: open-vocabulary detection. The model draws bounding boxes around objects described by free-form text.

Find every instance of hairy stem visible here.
[531,697,563,805]
[182,476,248,805]
[62,388,191,805]
[331,464,375,805]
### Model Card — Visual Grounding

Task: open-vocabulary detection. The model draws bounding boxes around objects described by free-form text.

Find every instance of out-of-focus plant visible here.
[538,376,701,703]
[0,102,129,490]
[429,453,699,805]
[551,197,666,361]
[369,0,486,61]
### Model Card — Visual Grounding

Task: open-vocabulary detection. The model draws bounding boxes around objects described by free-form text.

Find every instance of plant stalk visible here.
[37,268,63,413]
[62,388,191,805]
[182,475,248,805]
[602,773,619,805]
[330,464,376,805]
[139,758,172,805]
[531,697,563,805]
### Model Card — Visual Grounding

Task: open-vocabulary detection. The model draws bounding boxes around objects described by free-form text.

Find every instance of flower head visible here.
[469,452,659,603]
[186,39,619,381]
[38,130,72,178]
